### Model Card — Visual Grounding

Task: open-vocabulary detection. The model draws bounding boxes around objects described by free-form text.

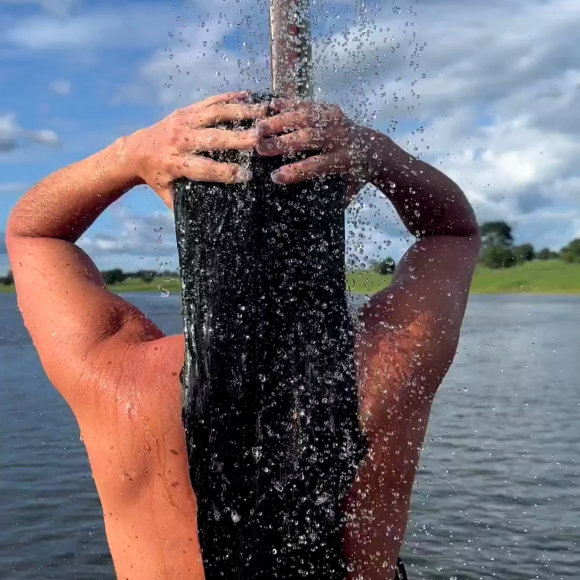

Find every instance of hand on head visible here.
[124,91,378,209]
[124,91,266,208]
[255,98,374,202]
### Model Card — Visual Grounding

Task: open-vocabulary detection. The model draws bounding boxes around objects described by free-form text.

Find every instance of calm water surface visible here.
[1,293,578,579]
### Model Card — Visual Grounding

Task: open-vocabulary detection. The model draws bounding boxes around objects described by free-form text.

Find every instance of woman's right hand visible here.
[123,91,268,208]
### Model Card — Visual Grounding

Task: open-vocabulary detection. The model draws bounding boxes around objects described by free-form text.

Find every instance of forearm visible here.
[369,131,479,238]
[6,137,135,242]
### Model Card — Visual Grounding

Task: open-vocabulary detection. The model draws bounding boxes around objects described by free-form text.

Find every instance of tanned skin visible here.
[6,91,480,580]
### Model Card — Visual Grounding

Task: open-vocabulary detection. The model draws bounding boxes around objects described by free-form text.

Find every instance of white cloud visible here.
[0,182,27,194]
[79,203,177,258]
[336,0,580,251]
[0,113,61,152]
[116,0,270,107]
[7,16,105,49]
[0,115,19,152]
[1,4,177,51]
[49,79,71,95]
[30,128,60,146]
[346,187,410,267]
[0,0,80,18]
[423,112,580,220]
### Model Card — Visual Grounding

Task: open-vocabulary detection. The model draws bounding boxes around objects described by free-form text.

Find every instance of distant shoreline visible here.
[2,261,579,295]
[345,260,580,295]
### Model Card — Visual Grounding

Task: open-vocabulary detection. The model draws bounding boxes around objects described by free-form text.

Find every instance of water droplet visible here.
[315,492,329,505]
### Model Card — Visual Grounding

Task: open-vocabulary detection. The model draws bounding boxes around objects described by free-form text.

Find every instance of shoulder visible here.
[355,302,447,437]
[62,334,185,421]
[71,335,187,500]
[357,295,445,384]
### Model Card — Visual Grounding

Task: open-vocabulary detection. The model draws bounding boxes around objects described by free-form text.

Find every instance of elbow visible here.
[470,229,483,265]
[5,204,31,260]
[4,226,21,284]
[469,227,482,252]
[6,203,25,241]
[5,227,22,268]
[456,213,482,254]
[5,214,18,253]
[456,206,481,239]
[6,181,41,240]
[463,197,482,240]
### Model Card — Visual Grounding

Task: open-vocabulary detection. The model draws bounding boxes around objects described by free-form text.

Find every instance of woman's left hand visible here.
[256,99,378,203]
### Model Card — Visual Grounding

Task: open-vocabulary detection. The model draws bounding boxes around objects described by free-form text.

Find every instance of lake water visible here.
[1,293,578,579]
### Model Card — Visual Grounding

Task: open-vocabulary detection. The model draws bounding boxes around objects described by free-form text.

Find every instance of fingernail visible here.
[256,123,269,137]
[271,98,289,111]
[271,170,284,184]
[234,169,253,183]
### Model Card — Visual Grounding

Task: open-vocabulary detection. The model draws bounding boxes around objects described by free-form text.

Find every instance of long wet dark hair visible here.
[173,94,367,580]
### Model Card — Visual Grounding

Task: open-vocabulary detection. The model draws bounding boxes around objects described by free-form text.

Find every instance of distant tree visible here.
[375,257,396,275]
[2,270,14,286]
[102,269,126,285]
[512,243,535,264]
[480,246,517,269]
[481,221,514,249]
[137,270,156,283]
[537,248,559,260]
[560,239,580,264]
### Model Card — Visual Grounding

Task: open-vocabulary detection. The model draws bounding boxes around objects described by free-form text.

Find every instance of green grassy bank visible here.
[1,260,579,296]
[347,260,580,295]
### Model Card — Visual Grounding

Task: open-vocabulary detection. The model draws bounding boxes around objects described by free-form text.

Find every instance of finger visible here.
[271,151,349,185]
[269,98,301,113]
[257,110,315,137]
[258,106,342,137]
[171,156,252,184]
[196,91,251,108]
[195,103,269,127]
[270,99,342,116]
[192,128,262,151]
[256,128,325,156]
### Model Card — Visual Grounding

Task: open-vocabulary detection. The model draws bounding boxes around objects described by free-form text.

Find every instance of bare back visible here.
[73,335,204,580]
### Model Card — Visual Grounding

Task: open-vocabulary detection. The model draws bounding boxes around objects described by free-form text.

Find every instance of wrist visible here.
[106,134,146,192]
[366,130,401,187]
[7,136,141,242]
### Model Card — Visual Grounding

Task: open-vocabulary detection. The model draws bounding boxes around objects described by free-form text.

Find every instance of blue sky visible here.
[1,0,580,275]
